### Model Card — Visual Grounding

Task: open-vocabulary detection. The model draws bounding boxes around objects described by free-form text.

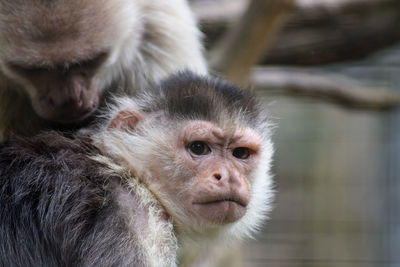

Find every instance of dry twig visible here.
[252,67,400,109]
[209,0,295,84]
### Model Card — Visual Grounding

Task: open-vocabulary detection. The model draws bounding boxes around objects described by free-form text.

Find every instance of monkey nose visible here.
[67,88,84,108]
[46,89,81,107]
[48,95,83,111]
[212,168,229,182]
[44,94,94,122]
[211,169,243,187]
[62,98,90,116]
[213,173,222,181]
[211,164,232,182]
[76,97,84,108]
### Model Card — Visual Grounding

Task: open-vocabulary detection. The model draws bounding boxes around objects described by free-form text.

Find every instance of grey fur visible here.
[0,133,151,266]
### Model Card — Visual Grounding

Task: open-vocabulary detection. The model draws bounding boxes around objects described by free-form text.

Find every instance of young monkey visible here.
[0,71,274,266]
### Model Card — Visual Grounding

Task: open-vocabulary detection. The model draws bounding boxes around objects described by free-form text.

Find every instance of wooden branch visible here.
[191,0,388,21]
[251,67,400,109]
[195,0,400,66]
[209,0,295,84]
[263,0,400,65]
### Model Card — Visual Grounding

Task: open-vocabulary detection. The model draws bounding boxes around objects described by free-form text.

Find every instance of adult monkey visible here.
[0,0,207,141]
[0,72,274,266]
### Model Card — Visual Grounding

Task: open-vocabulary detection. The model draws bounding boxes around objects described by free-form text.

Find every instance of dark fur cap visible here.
[144,71,265,129]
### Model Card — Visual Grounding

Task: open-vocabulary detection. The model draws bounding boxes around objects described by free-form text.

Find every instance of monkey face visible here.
[0,0,137,123]
[103,72,273,239]
[179,121,261,224]
[143,120,262,231]
[6,53,108,123]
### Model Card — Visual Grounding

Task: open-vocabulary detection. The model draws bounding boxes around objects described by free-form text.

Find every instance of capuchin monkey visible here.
[0,72,273,267]
[0,0,207,141]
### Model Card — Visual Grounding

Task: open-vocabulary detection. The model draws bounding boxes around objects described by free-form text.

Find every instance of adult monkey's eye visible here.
[188,141,210,156]
[232,147,250,159]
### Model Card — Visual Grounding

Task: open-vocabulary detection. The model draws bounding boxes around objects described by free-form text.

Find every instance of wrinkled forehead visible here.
[0,0,136,64]
[177,120,263,143]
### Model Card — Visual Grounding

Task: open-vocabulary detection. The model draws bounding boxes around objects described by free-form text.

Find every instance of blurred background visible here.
[189,0,400,266]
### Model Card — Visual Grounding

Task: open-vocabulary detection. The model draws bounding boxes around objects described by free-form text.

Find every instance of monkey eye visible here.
[232,147,251,159]
[188,141,211,156]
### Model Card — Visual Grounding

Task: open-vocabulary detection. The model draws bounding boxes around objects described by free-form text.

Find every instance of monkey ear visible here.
[107,110,144,131]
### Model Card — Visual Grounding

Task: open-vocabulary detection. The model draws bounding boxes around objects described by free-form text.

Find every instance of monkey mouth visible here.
[57,94,100,123]
[193,196,247,207]
[34,94,99,123]
[192,194,248,223]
